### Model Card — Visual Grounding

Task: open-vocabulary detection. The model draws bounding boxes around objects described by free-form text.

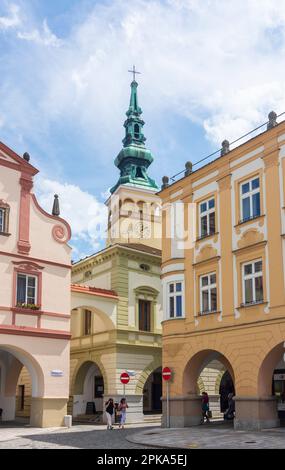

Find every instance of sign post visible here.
[120,371,130,398]
[162,367,172,428]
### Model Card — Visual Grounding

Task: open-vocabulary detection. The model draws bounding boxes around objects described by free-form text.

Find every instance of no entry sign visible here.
[162,367,172,381]
[120,372,130,385]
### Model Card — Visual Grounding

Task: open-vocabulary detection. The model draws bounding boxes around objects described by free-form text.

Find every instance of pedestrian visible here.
[105,398,115,430]
[118,398,129,429]
[201,392,210,424]
[224,393,235,420]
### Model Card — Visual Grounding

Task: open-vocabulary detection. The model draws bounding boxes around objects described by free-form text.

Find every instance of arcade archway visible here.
[258,341,285,427]
[143,367,162,414]
[72,361,105,418]
[182,349,235,425]
[0,345,44,425]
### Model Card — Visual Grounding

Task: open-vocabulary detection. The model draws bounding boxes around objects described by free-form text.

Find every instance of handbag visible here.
[207,410,212,419]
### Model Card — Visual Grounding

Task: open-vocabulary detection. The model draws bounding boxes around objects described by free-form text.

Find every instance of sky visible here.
[1,0,285,260]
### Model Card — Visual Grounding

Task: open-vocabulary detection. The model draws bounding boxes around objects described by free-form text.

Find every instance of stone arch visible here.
[258,341,285,397]
[71,358,108,396]
[197,376,205,393]
[135,357,162,395]
[134,286,159,298]
[0,344,44,397]
[71,303,116,332]
[182,349,235,396]
[215,369,227,395]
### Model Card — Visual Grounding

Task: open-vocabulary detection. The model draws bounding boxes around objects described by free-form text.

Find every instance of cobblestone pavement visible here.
[1,421,285,449]
[0,422,158,449]
[127,422,285,449]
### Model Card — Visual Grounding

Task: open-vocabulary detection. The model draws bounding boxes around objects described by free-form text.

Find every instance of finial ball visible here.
[23,152,30,162]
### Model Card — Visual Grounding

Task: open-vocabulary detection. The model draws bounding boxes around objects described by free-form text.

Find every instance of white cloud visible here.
[1,0,285,154]
[0,4,21,30]
[6,0,284,147]
[34,176,108,254]
[17,19,62,47]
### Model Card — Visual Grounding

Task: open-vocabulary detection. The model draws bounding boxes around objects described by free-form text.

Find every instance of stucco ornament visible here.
[52,224,69,244]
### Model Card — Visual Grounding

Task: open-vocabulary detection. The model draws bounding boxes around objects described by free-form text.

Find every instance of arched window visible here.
[134,124,140,139]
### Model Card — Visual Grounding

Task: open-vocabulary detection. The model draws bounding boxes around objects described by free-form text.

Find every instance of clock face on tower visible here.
[134,221,151,239]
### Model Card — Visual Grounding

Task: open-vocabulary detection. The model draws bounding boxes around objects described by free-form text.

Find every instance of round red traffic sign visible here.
[120,372,130,384]
[162,367,172,381]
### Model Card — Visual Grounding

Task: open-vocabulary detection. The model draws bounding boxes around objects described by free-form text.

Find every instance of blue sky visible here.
[1,0,285,260]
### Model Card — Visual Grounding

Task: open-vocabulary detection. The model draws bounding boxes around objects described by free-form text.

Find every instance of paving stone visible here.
[127,423,285,449]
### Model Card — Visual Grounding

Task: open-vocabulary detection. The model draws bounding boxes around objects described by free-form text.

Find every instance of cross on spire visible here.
[128,65,141,82]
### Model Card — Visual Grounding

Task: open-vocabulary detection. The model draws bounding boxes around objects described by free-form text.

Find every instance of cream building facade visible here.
[159,111,285,431]
[0,142,72,427]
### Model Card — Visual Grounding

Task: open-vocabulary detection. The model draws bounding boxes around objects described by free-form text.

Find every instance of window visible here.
[200,273,217,314]
[168,282,183,318]
[18,385,25,411]
[240,177,260,222]
[134,123,140,139]
[16,274,37,305]
[139,299,151,331]
[94,376,104,398]
[199,198,215,238]
[242,260,263,305]
[139,264,150,272]
[0,203,9,234]
[83,310,92,336]
[0,208,4,232]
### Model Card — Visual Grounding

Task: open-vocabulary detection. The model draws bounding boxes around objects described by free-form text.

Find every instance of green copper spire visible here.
[110,73,158,194]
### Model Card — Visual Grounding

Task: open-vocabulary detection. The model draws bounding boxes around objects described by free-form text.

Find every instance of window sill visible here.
[235,214,265,227]
[196,232,219,243]
[12,307,42,315]
[0,232,11,237]
[198,310,220,316]
[162,316,185,323]
[237,300,267,309]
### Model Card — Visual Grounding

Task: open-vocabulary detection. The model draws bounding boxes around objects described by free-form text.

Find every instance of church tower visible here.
[106,71,161,249]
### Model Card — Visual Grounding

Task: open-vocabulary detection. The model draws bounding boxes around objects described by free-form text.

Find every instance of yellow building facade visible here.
[160,114,285,431]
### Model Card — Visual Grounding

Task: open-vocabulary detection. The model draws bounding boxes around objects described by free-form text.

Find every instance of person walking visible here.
[201,392,210,424]
[118,398,129,429]
[105,398,115,430]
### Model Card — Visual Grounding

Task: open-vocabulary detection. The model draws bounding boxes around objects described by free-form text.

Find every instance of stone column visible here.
[263,142,285,307]
[217,170,234,317]
[234,396,279,431]
[17,174,33,254]
[161,394,201,427]
[30,397,68,427]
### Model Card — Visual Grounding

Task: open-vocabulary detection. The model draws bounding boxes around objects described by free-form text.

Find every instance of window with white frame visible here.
[16,273,37,305]
[200,273,217,314]
[240,176,260,222]
[0,208,4,232]
[199,198,215,238]
[0,202,10,234]
[242,260,263,305]
[168,282,183,318]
